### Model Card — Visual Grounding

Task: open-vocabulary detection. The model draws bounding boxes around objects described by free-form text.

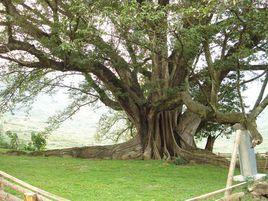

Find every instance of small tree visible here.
[24,132,47,151]
[31,132,47,151]
[6,131,19,150]
[196,122,233,152]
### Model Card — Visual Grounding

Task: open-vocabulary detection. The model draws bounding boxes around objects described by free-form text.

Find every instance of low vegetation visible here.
[0,131,46,151]
[0,154,232,201]
[1,151,267,200]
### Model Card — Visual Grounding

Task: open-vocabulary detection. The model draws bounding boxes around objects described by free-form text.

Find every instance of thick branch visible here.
[203,40,219,108]
[2,0,51,39]
[253,71,268,108]
[0,40,64,71]
[84,74,122,111]
[233,64,268,71]
[250,94,268,118]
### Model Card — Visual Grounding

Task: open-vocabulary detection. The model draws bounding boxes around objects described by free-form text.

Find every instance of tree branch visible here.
[250,94,268,118]
[84,74,122,111]
[253,71,268,108]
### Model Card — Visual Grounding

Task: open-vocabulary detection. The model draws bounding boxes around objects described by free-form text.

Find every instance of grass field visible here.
[0,153,259,201]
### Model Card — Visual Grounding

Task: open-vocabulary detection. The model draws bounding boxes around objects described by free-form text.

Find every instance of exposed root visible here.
[5,143,228,166]
[6,137,143,160]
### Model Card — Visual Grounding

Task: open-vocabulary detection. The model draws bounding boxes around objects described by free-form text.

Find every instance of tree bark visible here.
[176,111,201,149]
[133,109,228,166]
[205,135,216,152]
[142,110,200,160]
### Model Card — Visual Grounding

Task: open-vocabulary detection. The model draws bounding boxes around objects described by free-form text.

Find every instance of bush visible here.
[24,142,35,151]
[24,132,46,151]
[0,132,9,148]
[0,130,47,151]
[6,131,20,150]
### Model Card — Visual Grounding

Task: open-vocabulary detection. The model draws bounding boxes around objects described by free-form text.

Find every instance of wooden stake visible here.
[185,182,247,201]
[224,124,242,200]
[0,180,3,190]
[186,175,266,201]
[24,193,37,201]
[0,171,69,201]
[0,190,22,201]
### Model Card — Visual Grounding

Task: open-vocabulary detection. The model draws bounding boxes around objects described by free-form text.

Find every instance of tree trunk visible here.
[205,135,216,152]
[142,110,201,160]
[176,111,201,149]
[143,110,177,160]
[138,110,228,166]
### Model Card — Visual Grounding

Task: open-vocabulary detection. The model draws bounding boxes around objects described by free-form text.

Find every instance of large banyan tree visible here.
[0,0,267,162]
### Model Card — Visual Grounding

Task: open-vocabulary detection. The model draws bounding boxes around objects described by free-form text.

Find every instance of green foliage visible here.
[31,132,47,151]
[95,110,136,143]
[0,64,59,113]
[5,131,19,150]
[218,72,248,113]
[0,132,9,148]
[24,132,47,151]
[195,72,247,142]
[0,130,46,151]
[195,122,233,142]
[0,0,267,147]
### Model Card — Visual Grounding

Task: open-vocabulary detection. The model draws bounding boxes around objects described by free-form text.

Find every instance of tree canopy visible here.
[0,0,267,160]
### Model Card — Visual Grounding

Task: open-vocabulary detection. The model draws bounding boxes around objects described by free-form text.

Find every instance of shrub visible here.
[24,132,46,151]
[0,130,47,151]
[24,142,35,151]
[0,132,9,148]
[6,131,19,150]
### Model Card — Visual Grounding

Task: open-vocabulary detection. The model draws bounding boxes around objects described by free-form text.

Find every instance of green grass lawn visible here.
[0,154,243,201]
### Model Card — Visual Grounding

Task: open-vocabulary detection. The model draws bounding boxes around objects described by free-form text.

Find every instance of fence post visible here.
[24,192,38,201]
[0,179,3,192]
[224,123,242,200]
